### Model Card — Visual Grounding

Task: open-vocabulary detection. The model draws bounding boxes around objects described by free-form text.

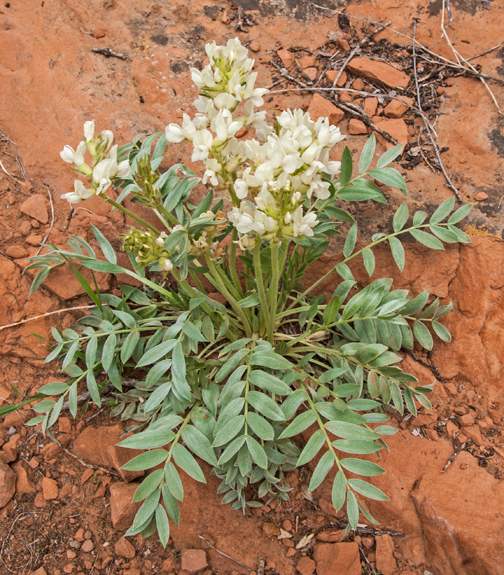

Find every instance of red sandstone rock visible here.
[12,460,35,494]
[109,482,141,530]
[348,119,368,135]
[352,78,364,91]
[364,97,378,116]
[296,556,315,575]
[20,194,49,224]
[81,540,94,553]
[0,461,16,507]
[463,425,483,446]
[114,536,136,558]
[107,444,145,483]
[313,543,361,575]
[384,96,413,118]
[180,549,208,573]
[475,191,488,201]
[459,414,475,427]
[277,49,294,68]
[41,476,59,500]
[325,70,347,86]
[307,94,344,125]
[347,57,410,89]
[72,425,124,467]
[372,117,408,150]
[375,534,397,574]
[303,67,318,81]
[5,245,28,259]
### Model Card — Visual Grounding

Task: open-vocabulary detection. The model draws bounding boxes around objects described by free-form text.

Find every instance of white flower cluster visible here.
[164,38,345,249]
[60,120,130,204]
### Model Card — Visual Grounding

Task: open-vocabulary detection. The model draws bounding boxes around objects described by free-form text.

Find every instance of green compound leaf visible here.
[362,248,375,277]
[413,321,433,350]
[278,410,317,440]
[297,429,326,466]
[309,450,334,492]
[340,145,353,186]
[246,413,275,441]
[332,470,347,512]
[358,133,376,173]
[343,223,358,258]
[246,436,268,469]
[172,443,206,483]
[409,229,444,250]
[430,196,455,224]
[348,478,389,501]
[91,224,117,264]
[182,425,218,466]
[346,489,360,529]
[376,144,403,169]
[341,458,385,476]
[247,391,286,421]
[122,449,169,471]
[432,320,451,342]
[248,370,292,396]
[155,504,170,547]
[393,202,409,232]
[448,203,472,224]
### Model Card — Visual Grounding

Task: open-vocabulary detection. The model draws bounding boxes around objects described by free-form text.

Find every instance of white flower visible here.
[60,180,95,204]
[96,178,111,195]
[327,161,341,175]
[155,232,168,248]
[212,109,243,141]
[282,153,303,174]
[255,188,276,211]
[302,142,322,165]
[166,114,197,143]
[292,207,318,237]
[100,130,114,151]
[236,235,255,251]
[307,179,331,200]
[83,120,95,143]
[191,130,213,162]
[203,169,219,186]
[117,160,130,178]
[316,120,345,147]
[160,257,173,272]
[60,141,87,167]
[93,158,117,183]
[234,179,248,199]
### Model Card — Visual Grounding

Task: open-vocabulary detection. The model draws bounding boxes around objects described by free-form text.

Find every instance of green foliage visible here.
[20,131,472,546]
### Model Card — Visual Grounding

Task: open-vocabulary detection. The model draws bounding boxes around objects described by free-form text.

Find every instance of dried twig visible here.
[359,542,378,575]
[0,305,94,332]
[441,432,472,472]
[331,21,391,88]
[61,446,119,476]
[92,48,127,60]
[412,20,462,202]
[314,520,404,538]
[35,185,55,256]
[197,520,253,572]
[440,0,502,115]
[467,42,503,61]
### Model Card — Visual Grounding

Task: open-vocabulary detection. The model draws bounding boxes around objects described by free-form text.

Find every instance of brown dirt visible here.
[1,1,504,574]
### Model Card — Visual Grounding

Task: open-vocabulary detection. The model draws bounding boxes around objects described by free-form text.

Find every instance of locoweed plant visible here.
[22,39,471,544]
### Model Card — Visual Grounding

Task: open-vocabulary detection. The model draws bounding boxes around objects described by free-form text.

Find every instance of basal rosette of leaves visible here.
[15,38,473,545]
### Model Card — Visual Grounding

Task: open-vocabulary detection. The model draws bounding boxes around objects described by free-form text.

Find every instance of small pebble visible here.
[81,540,94,553]
[475,192,488,201]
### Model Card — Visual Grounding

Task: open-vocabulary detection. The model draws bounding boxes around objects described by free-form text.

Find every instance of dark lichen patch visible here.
[496,47,504,78]
[150,34,169,46]
[170,60,190,74]
[488,117,504,157]
[203,5,219,20]
[428,0,487,17]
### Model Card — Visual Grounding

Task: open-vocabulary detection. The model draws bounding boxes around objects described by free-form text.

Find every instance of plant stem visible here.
[204,254,253,337]
[229,228,244,298]
[253,239,270,337]
[105,198,160,235]
[291,222,443,309]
